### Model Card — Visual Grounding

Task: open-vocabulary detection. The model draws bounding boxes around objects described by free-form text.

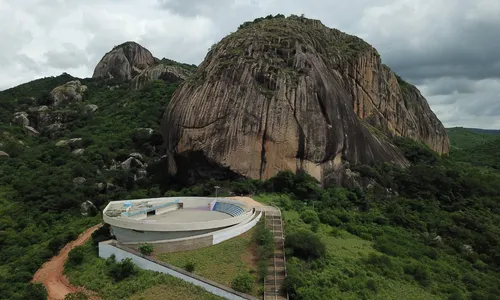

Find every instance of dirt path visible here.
[33,223,102,300]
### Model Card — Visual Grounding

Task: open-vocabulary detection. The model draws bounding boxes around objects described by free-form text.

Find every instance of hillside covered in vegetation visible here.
[0,15,499,300]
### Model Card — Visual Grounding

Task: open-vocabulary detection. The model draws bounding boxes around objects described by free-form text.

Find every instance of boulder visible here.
[50,80,87,107]
[96,182,105,192]
[134,169,148,181]
[73,177,86,185]
[24,126,40,137]
[72,148,85,155]
[106,182,116,190]
[133,128,154,143]
[129,152,144,161]
[84,104,98,113]
[56,140,69,147]
[80,200,97,216]
[13,112,29,126]
[121,157,144,170]
[433,235,443,244]
[462,244,474,255]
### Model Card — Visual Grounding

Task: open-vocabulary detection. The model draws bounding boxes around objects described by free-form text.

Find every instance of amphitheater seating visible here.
[212,202,245,217]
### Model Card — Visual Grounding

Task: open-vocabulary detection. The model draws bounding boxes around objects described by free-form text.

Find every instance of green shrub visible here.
[300,209,320,225]
[285,229,326,260]
[108,258,137,282]
[366,279,378,292]
[184,261,196,273]
[231,272,254,293]
[68,246,85,266]
[138,243,154,256]
[64,292,89,300]
[24,283,48,300]
[319,209,342,226]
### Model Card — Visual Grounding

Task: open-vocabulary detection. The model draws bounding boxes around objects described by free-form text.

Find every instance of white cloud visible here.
[0,0,499,129]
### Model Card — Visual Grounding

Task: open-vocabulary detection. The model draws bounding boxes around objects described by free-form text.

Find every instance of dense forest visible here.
[1,70,500,299]
[0,74,180,299]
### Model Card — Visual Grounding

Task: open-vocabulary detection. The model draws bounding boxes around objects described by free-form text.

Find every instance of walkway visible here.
[258,206,288,300]
[32,224,102,300]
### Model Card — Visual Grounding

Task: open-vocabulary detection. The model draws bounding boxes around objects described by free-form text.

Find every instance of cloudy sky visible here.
[1,0,499,128]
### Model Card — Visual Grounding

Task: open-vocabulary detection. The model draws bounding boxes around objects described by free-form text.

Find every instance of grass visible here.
[282,208,440,300]
[64,242,223,300]
[158,228,260,296]
[130,284,221,300]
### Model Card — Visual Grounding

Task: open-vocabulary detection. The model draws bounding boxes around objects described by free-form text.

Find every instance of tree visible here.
[285,229,326,260]
[231,272,254,293]
[67,246,85,266]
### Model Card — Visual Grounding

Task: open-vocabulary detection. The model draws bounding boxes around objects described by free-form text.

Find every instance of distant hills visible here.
[447,126,500,169]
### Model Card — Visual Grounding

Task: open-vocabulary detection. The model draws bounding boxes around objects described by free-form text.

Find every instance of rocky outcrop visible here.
[10,80,95,139]
[56,138,83,148]
[80,200,97,216]
[92,42,156,80]
[342,57,449,154]
[131,63,193,89]
[13,112,29,126]
[84,104,98,113]
[161,16,449,185]
[24,126,40,137]
[50,80,87,107]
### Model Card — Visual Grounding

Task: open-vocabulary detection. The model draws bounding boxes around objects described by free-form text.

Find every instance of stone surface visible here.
[72,148,85,155]
[161,17,448,185]
[84,104,99,113]
[462,244,474,255]
[55,140,69,147]
[73,177,86,185]
[50,80,87,107]
[129,152,144,161]
[92,41,156,80]
[13,112,29,126]
[131,63,193,89]
[24,126,40,137]
[121,157,144,170]
[80,200,97,216]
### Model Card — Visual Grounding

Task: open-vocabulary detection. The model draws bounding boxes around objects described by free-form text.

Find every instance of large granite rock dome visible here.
[161,15,449,185]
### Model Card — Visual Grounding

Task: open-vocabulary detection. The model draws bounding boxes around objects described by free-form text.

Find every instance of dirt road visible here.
[32,223,102,300]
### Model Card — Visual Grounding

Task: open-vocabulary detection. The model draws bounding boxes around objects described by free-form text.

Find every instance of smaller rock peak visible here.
[112,41,144,51]
[92,41,156,80]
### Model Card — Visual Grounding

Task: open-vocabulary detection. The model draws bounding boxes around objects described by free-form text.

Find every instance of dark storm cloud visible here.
[422,78,476,96]
[367,3,500,83]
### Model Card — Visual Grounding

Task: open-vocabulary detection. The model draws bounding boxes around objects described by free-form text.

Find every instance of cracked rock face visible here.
[131,63,192,90]
[161,17,448,185]
[92,41,156,80]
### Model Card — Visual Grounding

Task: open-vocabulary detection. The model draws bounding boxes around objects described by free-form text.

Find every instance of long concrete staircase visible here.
[262,207,288,300]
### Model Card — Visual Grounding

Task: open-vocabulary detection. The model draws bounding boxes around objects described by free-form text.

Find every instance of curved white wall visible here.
[103,197,251,232]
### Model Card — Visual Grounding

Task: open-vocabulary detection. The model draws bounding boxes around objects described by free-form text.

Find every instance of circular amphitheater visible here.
[103,197,262,253]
